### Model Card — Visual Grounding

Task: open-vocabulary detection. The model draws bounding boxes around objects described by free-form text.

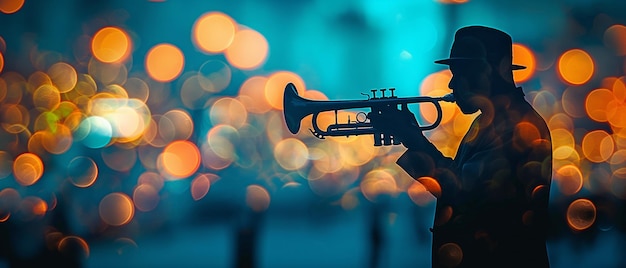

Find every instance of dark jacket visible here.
[397,93,552,268]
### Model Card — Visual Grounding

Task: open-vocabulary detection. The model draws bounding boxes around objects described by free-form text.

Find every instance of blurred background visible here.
[1,0,626,267]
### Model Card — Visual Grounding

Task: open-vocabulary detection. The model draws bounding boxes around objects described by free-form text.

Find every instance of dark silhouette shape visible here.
[369,26,552,267]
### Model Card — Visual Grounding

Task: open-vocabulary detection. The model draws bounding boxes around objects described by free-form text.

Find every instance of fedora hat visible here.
[435,26,526,70]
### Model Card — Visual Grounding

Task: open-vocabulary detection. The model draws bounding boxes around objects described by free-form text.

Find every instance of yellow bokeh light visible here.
[193,12,237,53]
[160,140,201,179]
[360,169,397,202]
[209,97,248,129]
[48,62,78,93]
[246,185,270,212]
[160,109,194,141]
[512,43,536,83]
[585,88,614,122]
[566,198,596,231]
[557,49,594,85]
[581,130,614,163]
[91,27,132,63]
[407,181,436,206]
[239,76,272,114]
[265,71,306,110]
[99,192,134,226]
[225,29,268,70]
[554,164,583,195]
[274,138,309,171]
[0,0,25,14]
[145,43,184,82]
[42,123,73,154]
[33,84,61,111]
[13,153,44,186]
[0,53,3,74]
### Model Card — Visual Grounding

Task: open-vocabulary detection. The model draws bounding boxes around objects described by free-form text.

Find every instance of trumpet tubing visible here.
[282,83,455,146]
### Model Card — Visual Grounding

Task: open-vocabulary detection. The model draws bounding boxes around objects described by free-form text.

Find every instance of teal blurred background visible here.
[1,0,626,267]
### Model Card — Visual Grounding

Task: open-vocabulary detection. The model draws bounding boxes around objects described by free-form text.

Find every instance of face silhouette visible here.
[448,61,492,114]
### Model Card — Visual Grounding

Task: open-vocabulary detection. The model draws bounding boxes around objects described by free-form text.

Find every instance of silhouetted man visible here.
[369,26,552,267]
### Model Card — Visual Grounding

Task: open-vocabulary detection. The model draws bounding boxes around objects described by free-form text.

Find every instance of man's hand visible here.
[367,106,431,149]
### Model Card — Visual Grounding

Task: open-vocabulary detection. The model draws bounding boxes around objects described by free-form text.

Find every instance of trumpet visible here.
[283,83,455,146]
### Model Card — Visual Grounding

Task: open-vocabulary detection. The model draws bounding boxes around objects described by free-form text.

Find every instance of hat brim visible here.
[435,58,526,70]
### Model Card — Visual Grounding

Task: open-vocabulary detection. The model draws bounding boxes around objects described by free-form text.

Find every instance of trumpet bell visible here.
[283,83,305,134]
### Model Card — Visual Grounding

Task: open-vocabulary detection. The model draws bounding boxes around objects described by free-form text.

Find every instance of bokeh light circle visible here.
[76,116,112,149]
[274,138,309,171]
[603,24,626,56]
[265,71,305,110]
[557,49,594,85]
[193,12,237,53]
[0,0,25,14]
[566,198,596,231]
[246,185,270,212]
[160,140,201,179]
[512,43,536,83]
[133,184,159,212]
[554,164,583,195]
[48,62,78,93]
[91,27,132,63]
[99,192,134,226]
[582,130,614,163]
[191,173,215,201]
[585,88,615,122]
[67,156,98,188]
[225,29,268,70]
[13,153,44,186]
[145,43,184,82]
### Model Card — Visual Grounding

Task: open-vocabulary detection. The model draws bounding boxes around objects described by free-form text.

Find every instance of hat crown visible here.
[435,26,525,70]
